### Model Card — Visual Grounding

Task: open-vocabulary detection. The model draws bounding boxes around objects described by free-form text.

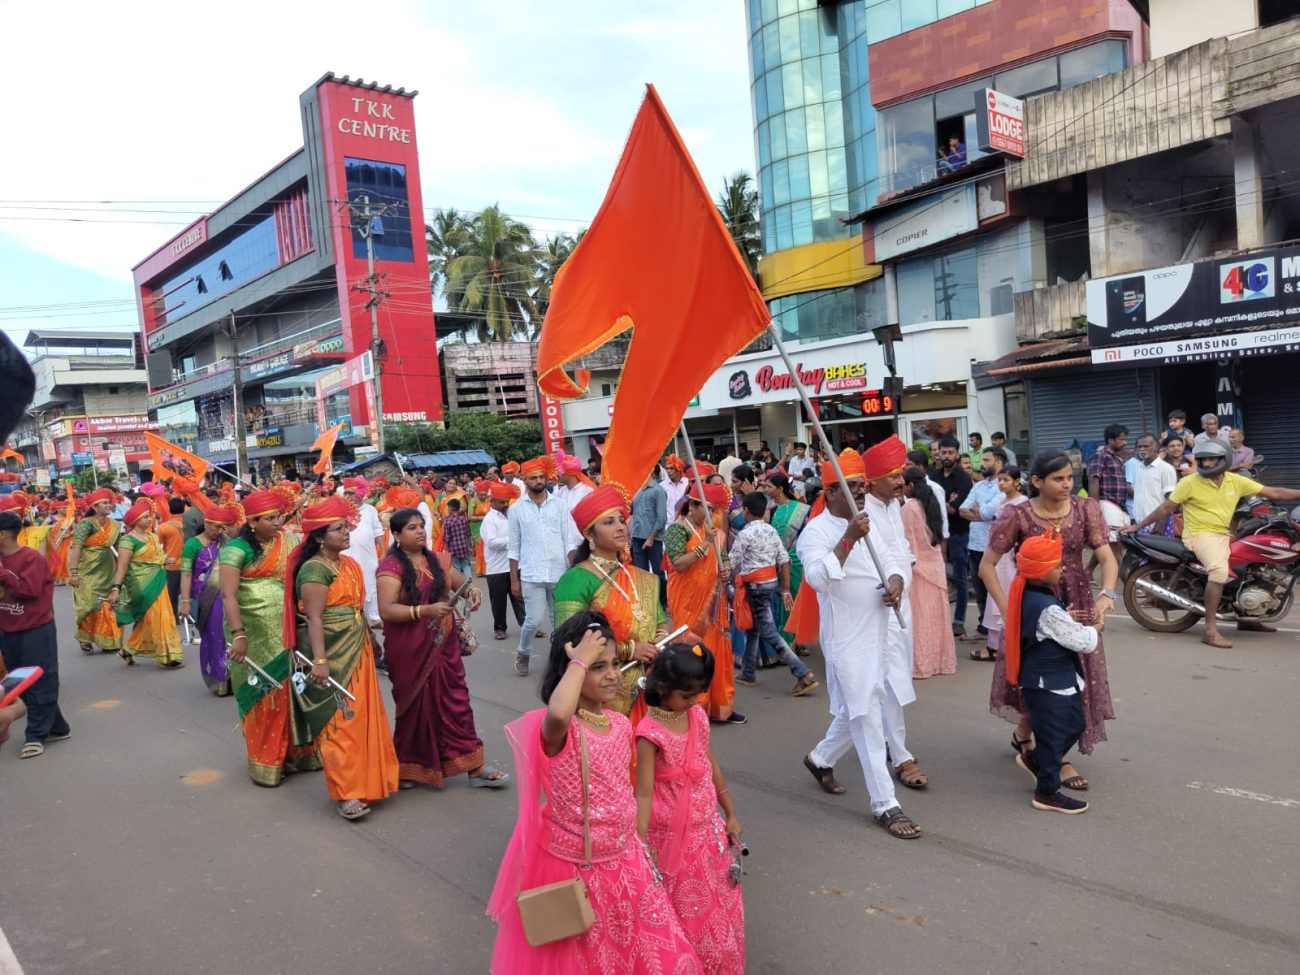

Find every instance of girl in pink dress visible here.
[901,469,956,678]
[488,610,702,975]
[635,645,745,975]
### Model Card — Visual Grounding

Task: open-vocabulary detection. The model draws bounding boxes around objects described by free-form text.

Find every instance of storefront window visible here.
[156,401,198,452]
[908,415,963,449]
[155,215,279,327]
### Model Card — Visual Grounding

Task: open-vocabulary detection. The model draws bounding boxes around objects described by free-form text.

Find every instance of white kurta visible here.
[347,501,384,624]
[864,492,917,707]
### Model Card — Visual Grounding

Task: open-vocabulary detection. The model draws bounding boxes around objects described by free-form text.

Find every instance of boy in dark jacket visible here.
[1003,531,1101,814]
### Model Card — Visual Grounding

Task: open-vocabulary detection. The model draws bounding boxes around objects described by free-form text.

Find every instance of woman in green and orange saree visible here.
[220,489,318,786]
[553,485,669,721]
[67,488,123,654]
[106,501,183,667]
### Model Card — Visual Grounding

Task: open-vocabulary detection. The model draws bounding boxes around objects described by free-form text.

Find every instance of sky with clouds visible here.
[0,0,756,350]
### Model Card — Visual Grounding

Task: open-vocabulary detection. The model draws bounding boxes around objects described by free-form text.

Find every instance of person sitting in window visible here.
[937,134,967,174]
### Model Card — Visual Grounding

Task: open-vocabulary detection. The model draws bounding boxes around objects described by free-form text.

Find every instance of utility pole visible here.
[350,195,391,455]
[225,311,248,480]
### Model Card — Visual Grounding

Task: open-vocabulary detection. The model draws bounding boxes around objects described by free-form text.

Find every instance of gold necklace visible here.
[649,706,686,724]
[576,708,609,728]
[1031,497,1071,531]
[589,556,647,624]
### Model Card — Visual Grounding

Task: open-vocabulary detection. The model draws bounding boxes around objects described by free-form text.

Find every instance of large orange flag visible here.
[536,85,770,499]
[1,447,22,463]
[311,421,346,475]
[143,431,209,482]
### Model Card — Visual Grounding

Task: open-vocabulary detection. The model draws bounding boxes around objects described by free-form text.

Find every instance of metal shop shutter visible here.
[1027,368,1158,461]
[1241,357,1300,487]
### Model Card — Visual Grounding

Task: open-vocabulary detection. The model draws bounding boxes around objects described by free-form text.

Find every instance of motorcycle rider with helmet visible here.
[1122,440,1300,648]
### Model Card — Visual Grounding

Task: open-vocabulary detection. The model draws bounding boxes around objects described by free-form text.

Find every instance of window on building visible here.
[897,227,1027,324]
[345,158,414,262]
[600,382,613,397]
[1057,40,1127,90]
[154,214,279,327]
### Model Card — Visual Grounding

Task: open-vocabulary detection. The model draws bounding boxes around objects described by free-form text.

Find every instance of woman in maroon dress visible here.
[376,507,508,790]
[979,451,1118,790]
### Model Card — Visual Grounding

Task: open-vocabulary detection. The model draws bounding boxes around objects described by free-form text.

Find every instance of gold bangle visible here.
[314,657,327,666]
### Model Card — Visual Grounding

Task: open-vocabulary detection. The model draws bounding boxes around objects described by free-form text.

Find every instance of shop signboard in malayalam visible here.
[975,88,1025,157]
[1087,244,1300,348]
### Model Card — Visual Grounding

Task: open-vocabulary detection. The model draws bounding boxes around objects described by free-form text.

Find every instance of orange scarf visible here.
[241,532,287,579]
[731,565,776,631]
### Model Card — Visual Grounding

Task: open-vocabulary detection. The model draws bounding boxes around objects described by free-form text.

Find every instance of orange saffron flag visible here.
[535,85,770,499]
[311,421,347,475]
[143,431,209,482]
[1,447,22,463]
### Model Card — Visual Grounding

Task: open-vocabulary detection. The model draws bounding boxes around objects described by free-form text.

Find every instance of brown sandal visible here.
[1060,762,1089,791]
[875,806,921,839]
[893,759,929,789]
[803,754,846,795]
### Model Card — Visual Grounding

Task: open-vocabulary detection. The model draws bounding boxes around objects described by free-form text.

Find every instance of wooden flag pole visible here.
[767,324,904,627]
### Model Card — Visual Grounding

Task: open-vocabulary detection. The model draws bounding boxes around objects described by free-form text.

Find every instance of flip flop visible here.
[1201,634,1233,649]
[337,799,371,820]
[20,742,43,759]
[469,765,510,789]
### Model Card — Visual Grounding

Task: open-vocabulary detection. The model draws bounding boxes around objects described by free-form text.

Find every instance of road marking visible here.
[85,699,121,710]
[0,923,25,975]
[179,768,223,785]
[1186,781,1300,809]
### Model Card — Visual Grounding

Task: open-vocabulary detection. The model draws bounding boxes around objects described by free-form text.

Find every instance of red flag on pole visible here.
[311,421,346,475]
[144,432,209,482]
[535,85,770,499]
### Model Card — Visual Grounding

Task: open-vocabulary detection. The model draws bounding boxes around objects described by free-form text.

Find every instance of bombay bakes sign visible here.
[700,341,876,410]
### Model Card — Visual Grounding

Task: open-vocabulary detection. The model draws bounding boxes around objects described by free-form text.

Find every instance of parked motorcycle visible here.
[1120,503,1300,632]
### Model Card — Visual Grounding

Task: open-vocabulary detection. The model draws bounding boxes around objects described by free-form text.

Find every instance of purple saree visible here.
[377,554,484,786]
[190,539,230,695]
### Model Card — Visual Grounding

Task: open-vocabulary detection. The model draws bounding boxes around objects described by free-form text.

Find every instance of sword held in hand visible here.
[225,644,284,690]
[292,650,357,702]
[621,624,690,673]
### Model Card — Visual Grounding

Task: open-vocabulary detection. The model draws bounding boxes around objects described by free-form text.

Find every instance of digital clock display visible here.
[860,390,896,415]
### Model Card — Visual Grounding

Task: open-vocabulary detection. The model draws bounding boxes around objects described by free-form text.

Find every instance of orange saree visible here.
[664,520,734,720]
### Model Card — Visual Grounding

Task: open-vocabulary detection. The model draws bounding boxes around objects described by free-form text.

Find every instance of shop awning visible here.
[971,337,1091,388]
[401,450,496,470]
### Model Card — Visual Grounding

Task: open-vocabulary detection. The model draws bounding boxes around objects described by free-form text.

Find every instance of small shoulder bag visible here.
[515,727,596,947]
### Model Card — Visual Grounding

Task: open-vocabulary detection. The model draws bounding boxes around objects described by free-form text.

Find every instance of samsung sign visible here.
[872,184,977,261]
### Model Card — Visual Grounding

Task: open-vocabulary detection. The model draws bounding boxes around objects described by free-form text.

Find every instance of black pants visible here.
[487,571,525,635]
[1022,687,1086,796]
[968,549,989,633]
[1,620,69,744]
[166,569,182,620]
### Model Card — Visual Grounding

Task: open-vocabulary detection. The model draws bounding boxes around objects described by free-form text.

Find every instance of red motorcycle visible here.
[1120,502,1300,632]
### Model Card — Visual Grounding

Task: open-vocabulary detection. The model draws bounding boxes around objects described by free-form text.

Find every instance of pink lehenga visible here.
[636,707,745,975]
[488,709,703,975]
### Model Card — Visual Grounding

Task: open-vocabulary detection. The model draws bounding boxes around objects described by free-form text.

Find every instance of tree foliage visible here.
[716,171,761,281]
[385,411,543,465]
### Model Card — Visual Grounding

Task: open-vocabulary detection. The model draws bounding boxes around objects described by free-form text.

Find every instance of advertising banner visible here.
[1087,245,1300,347]
[1090,324,1300,369]
[975,88,1025,157]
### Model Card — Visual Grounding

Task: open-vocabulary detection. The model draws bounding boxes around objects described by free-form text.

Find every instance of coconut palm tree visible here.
[533,229,586,325]
[426,207,473,293]
[443,206,541,342]
[716,171,761,281]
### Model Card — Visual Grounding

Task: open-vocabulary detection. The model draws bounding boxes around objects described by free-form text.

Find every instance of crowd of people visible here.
[3,412,1297,974]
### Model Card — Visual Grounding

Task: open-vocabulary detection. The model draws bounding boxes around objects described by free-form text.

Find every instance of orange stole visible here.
[242,531,288,579]
[667,524,733,721]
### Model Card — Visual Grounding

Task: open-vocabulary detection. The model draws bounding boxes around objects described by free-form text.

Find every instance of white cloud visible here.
[0,0,755,289]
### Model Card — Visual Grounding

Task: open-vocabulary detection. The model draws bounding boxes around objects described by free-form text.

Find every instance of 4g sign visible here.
[975,88,1026,158]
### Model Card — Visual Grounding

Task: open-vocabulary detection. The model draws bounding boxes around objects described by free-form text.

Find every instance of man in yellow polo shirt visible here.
[1125,440,1300,648]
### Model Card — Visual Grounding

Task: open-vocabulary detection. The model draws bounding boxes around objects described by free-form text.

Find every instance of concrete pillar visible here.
[1232,116,1265,253]
[1086,171,1109,279]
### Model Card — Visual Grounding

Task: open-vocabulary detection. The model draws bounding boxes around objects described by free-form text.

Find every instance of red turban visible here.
[122,500,154,529]
[489,481,517,501]
[384,486,422,511]
[570,484,629,534]
[664,454,686,474]
[684,482,731,511]
[501,461,521,476]
[1003,530,1065,688]
[863,436,907,481]
[821,448,865,486]
[0,495,25,513]
[300,496,356,533]
[343,476,369,495]
[203,503,242,527]
[686,461,716,479]
[520,457,547,476]
[85,487,116,508]
[240,489,285,519]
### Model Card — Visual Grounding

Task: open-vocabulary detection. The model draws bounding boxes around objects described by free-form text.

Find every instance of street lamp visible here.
[871,323,903,435]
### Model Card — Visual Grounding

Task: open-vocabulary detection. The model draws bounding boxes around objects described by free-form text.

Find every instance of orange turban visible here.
[570,484,629,534]
[686,461,715,480]
[385,486,421,511]
[1003,530,1065,687]
[489,481,517,501]
[684,481,731,511]
[539,455,559,480]
[520,457,546,476]
[203,503,242,526]
[122,500,154,529]
[240,489,285,519]
[300,496,356,533]
[863,435,907,481]
[0,495,26,513]
[501,461,521,476]
[664,454,686,473]
[821,448,864,485]
[85,487,116,508]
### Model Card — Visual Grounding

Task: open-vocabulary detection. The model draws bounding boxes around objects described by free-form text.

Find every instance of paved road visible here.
[1,586,1297,974]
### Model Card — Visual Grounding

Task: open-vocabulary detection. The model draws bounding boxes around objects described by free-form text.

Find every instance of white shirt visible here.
[661,476,688,518]
[418,501,435,550]
[1132,457,1177,523]
[787,454,817,480]
[1034,603,1099,695]
[564,480,593,517]
[718,456,742,484]
[480,506,511,575]
[507,492,577,584]
[346,501,383,623]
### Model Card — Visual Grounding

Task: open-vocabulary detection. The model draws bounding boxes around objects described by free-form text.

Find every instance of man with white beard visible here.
[798,441,926,840]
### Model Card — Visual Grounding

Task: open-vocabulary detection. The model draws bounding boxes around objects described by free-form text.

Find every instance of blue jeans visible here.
[451,555,473,579]
[517,581,555,657]
[742,581,810,681]
[947,532,970,628]
[631,538,667,609]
